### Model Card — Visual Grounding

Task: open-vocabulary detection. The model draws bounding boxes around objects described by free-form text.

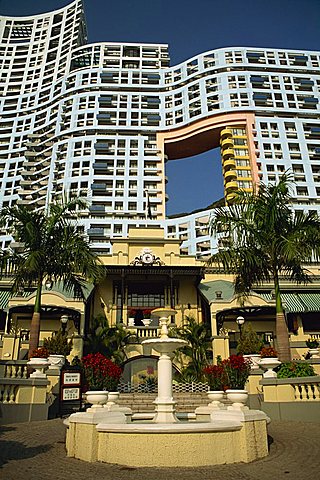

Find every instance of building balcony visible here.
[223,159,236,169]
[224,170,237,180]
[222,148,235,159]
[225,180,238,191]
[220,128,233,139]
[220,137,233,149]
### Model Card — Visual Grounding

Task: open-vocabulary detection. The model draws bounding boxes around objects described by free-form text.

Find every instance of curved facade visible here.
[1,0,320,258]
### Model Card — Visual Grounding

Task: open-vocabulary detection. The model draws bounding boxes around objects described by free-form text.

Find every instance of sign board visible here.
[59,366,83,416]
[62,387,81,401]
[63,372,81,385]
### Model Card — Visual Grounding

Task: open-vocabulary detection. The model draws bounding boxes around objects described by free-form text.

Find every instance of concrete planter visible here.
[48,354,65,371]
[27,357,49,378]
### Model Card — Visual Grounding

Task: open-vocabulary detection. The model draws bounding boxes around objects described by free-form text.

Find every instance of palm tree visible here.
[84,314,137,365]
[0,200,103,358]
[208,174,320,362]
[171,317,212,381]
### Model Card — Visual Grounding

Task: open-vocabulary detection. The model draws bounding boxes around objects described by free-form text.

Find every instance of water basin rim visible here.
[96,420,242,433]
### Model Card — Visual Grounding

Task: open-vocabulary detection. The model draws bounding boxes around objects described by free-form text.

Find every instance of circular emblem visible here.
[142,252,153,264]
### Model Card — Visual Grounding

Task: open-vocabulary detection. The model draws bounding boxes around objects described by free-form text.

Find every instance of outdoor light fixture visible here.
[45,279,53,290]
[60,314,68,335]
[236,315,245,337]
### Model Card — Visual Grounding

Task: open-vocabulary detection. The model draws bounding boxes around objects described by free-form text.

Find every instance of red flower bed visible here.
[81,352,122,391]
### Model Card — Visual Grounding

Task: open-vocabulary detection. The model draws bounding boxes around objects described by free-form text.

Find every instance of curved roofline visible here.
[0,0,81,20]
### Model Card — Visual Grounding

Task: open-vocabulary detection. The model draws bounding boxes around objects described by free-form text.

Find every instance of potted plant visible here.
[258,347,281,378]
[43,330,73,371]
[128,309,136,327]
[142,309,153,326]
[223,355,251,408]
[203,363,226,406]
[27,347,49,378]
[306,338,319,358]
[81,352,123,409]
[237,323,264,369]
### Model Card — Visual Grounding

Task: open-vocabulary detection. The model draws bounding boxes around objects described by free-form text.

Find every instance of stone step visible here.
[116,392,221,413]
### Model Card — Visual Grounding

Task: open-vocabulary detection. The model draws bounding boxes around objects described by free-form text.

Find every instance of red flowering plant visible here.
[143,309,152,319]
[30,347,49,358]
[81,352,122,391]
[260,346,278,358]
[222,355,251,390]
[203,364,227,391]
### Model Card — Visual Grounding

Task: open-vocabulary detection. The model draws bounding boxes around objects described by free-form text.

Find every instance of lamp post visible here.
[236,316,245,338]
[60,314,68,335]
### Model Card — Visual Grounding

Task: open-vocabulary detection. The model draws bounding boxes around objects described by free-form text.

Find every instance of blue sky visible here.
[1,0,319,215]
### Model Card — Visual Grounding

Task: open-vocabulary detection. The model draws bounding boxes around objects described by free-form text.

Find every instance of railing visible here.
[293,382,320,401]
[131,326,160,339]
[0,384,18,403]
[118,381,209,394]
[261,376,320,402]
[0,360,28,379]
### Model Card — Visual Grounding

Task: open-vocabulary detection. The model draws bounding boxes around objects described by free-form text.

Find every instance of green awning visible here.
[281,293,306,313]
[259,292,320,313]
[0,290,12,309]
[298,293,320,312]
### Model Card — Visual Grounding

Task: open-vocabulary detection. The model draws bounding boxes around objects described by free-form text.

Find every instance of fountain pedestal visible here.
[142,308,187,423]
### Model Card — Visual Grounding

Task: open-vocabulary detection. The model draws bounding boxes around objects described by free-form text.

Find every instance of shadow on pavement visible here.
[0,440,52,468]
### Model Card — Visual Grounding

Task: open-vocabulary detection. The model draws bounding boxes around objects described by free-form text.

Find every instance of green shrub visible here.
[237,323,264,355]
[277,362,316,378]
[43,330,72,356]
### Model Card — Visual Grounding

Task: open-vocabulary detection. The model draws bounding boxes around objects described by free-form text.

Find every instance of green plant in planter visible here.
[306,338,319,349]
[237,323,264,355]
[43,330,72,356]
[277,362,316,378]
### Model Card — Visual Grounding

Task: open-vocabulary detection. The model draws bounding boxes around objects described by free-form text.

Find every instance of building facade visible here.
[1,0,320,259]
[1,0,320,365]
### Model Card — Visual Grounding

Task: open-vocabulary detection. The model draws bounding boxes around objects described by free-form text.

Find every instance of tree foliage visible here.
[208,173,320,361]
[0,200,103,357]
[84,314,137,365]
[170,316,212,382]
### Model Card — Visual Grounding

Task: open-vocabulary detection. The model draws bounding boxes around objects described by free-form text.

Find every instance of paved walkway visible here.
[1,418,319,480]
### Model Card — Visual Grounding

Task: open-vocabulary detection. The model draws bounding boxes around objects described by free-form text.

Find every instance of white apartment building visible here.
[1,0,320,259]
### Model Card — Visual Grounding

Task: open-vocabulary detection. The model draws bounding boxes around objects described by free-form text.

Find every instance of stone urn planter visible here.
[47,354,65,371]
[128,317,135,327]
[27,357,49,378]
[207,390,224,409]
[104,391,120,410]
[308,348,320,359]
[243,354,261,370]
[142,318,151,327]
[85,390,108,409]
[258,357,281,378]
[225,389,248,409]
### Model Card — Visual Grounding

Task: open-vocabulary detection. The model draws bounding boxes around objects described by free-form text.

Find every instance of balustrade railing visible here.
[0,384,18,403]
[293,382,320,401]
[130,326,160,339]
[0,360,28,379]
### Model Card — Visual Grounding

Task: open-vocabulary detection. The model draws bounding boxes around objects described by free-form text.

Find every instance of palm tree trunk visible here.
[28,278,42,359]
[274,273,291,362]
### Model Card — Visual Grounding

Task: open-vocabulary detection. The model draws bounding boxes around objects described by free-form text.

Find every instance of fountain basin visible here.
[66,414,269,466]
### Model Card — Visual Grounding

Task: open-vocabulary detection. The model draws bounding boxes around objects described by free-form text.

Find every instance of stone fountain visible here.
[141,307,186,423]
[65,307,270,467]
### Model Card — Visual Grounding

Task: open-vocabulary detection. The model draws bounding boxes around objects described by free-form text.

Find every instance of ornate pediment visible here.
[130,248,164,266]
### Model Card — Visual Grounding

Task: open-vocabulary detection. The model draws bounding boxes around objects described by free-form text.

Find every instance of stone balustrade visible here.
[260,375,320,422]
